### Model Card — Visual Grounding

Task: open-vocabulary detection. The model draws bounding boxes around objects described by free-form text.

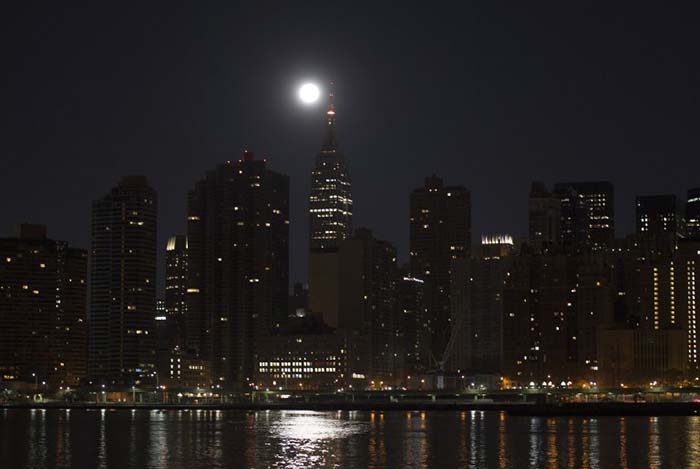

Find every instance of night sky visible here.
[2,4,699,291]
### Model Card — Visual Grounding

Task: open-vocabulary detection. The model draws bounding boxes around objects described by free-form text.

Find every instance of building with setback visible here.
[308,90,353,328]
[409,176,470,370]
[0,224,87,387]
[89,176,157,385]
[186,151,289,388]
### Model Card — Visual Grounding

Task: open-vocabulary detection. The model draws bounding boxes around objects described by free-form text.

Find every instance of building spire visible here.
[323,81,337,150]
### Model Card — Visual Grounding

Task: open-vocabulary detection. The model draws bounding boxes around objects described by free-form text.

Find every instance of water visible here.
[1,409,700,468]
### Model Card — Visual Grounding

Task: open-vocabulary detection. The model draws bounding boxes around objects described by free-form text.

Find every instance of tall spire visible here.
[323,81,337,150]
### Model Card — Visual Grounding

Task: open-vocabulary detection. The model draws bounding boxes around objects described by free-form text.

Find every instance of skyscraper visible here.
[410,176,471,365]
[687,188,700,240]
[396,267,430,376]
[0,224,87,387]
[528,182,561,254]
[165,235,188,348]
[89,176,157,385]
[554,181,615,251]
[186,151,289,387]
[553,185,589,254]
[308,88,353,252]
[636,194,686,249]
[308,88,353,327]
[338,229,399,384]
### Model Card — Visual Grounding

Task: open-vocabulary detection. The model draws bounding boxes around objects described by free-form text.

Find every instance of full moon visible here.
[298,83,320,104]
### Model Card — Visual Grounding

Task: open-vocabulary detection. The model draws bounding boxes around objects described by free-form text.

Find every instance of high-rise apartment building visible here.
[0,224,87,386]
[338,229,399,384]
[89,176,157,385]
[396,268,430,375]
[410,176,471,364]
[186,151,289,387]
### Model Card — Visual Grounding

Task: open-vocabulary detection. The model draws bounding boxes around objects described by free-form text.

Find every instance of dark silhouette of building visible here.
[396,268,429,376]
[0,224,87,387]
[165,235,188,348]
[687,188,700,240]
[451,235,514,374]
[308,89,353,328]
[89,176,157,385]
[338,229,399,385]
[554,181,614,251]
[636,194,685,238]
[554,185,590,254]
[528,182,560,254]
[186,151,289,388]
[409,176,470,368]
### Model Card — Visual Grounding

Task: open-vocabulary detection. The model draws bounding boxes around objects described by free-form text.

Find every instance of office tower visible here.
[0,224,87,387]
[308,90,353,327]
[338,229,399,384]
[308,89,353,252]
[187,151,289,387]
[636,194,686,243]
[89,176,157,385]
[396,267,429,376]
[687,188,700,240]
[554,181,615,251]
[528,182,560,253]
[409,176,471,366]
[165,235,188,348]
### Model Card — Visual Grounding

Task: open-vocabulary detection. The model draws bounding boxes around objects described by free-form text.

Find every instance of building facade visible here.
[186,151,289,388]
[554,181,614,251]
[409,176,471,368]
[89,176,157,385]
[0,224,87,387]
[165,235,188,349]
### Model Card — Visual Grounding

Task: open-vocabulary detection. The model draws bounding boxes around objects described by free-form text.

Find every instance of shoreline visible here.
[3,401,700,416]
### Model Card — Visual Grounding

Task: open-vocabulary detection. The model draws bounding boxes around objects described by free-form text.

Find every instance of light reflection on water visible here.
[2,410,700,468]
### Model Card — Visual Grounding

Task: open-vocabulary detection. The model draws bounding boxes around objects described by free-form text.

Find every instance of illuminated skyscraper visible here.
[186,151,289,387]
[89,176,157,385]
[308,88,353,252]
[308,87,354,327]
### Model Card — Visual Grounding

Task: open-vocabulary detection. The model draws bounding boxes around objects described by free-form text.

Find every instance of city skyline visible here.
[4,4,700,289]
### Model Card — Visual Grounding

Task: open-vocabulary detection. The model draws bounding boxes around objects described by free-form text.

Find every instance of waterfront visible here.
[1,409,700,468]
